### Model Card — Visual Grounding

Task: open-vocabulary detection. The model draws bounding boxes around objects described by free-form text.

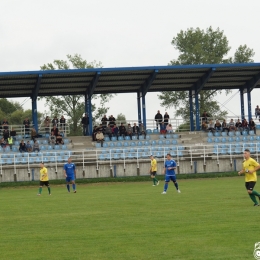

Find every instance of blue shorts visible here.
[66,176,75,182]
[165,175,176,182]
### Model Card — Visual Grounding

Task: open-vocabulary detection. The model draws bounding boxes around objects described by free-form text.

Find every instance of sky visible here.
[1,0,260,122]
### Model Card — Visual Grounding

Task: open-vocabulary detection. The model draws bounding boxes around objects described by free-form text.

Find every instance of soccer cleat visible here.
[37,194,41,196]
[157,181,160,186]
[152,185,156,186]
[253,204,259,206]
[73,190,77,193]
[161,191,166,194]
[177,190,181,193]
[49,194,51,196]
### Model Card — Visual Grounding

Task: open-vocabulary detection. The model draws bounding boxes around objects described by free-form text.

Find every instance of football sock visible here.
[164,183,168,192]
[153,178,156,185]
[252,190,260,197]
[67,184,70,192]
[48,187,51,194]
[174,182,179,190]
[72,184,76,191]
[249,194,258,204]
[38,187,42,194]
[154,178,158,183]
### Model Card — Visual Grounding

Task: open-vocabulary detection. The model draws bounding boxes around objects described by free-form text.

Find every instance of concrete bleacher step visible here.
[69,136,93,150]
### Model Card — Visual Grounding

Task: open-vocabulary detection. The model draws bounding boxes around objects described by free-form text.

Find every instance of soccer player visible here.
[161,153,181,194]
[64,157,77,193]
[238,149,260,206]
[150,155,159,186]
[37,162,51,196]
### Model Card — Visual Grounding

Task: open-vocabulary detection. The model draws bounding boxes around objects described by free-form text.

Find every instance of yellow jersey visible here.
[242,157,259,182]
[40,167,49,181]
[151,158,157,172]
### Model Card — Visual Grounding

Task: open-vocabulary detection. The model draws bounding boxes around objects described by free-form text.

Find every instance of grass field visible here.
[0,177,259,260]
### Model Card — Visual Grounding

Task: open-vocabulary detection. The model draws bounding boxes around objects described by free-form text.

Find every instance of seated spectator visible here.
[56,131,64,145]
[228,119,236,132]
[26,141,32,152]
[10,128,16,141]
[112,124,119,140]
[249,118,256,134]
[105,125,112,141]
[92,126,98,141]
[1,138,7,148]
[201,121,208,132]
[60,115,66,132]
[49,131,56,146]
[139,123,146,139]
[101,115,108,126]
[2,118,9,130]
[3,129,9,141]
[119,123,126,138]
[207,120,215,133]
[235,119,243,134]
[23,117,30,136]
[241,118,249,133]
[19,140,27,153]
[214,120,222,132]
[33,140,40,152]
[51,125,59,136]
[166,124,173,133]
[7,136,13,149]
[44,116,51,133]
[201,111,210,123]
[31,127,37,140]
[97,124,105,134]
[160,122,167,135]
[222,119,229,133]
[126,124,133,140]
[96,130,104,147]
[108,115,116,128]
[52,116,59,127]
[132,123,139,138]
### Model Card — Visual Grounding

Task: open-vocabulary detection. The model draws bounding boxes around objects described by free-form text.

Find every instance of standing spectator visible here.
[33,140,40,152]
[23,117,30,136]
[228,119,236,132]
[101,115,108,127]
[112,124,119,140]
[201,111,211,123]
[119,123,126,138]
[108,115,116,128]
[3,129,9,141]
[154,110,163,130]
[235,119,243,134]
[222,119,229,133]
[10,128,16,141]
[2,118,9,130]
[132,123,139,139]
[31,127,38,140]
[164,112,170,126]
[52,116,59,127]
[242,119,249,133]
[26,141,32,152]
[255,105,260,119]
[166,124,173,133]
[56,131,64,145]
[92,126,98,141]
[160,122,167,135]
[96,130,104,147]
[44,116,51,133]
[81,113,89,136]
[105,125,113,141]
[126,124,133,140]
[207,120,215,133]
[214,120,222,132]
[19,140,27,152]
[49,131,56,147]
[139,123,146,139]
[249,118,256,134]
[7,136,13,150]
[51,125,59,136]
[60,115,66,132]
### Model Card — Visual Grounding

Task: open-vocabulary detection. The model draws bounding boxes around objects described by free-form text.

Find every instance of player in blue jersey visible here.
[161,153,181,194]
[64,157,77,193]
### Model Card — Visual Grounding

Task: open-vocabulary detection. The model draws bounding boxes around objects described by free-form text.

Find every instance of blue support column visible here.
[85,94,92,136]
[240,88,245,120]
[195,92,200,131]
[189,90,194,131]
[247,86,252,121]
[137,92,142,124]
[142,94,146,129]
[32,99,38,132]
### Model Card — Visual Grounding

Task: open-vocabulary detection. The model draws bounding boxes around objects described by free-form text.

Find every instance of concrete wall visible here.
[0,158,244,183]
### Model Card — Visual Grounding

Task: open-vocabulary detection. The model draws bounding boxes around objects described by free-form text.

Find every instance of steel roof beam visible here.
[192,68,215,94]
[32,74,42,101]
[142,70,158,96]
[242,71,260,93]
[87,72,101,97]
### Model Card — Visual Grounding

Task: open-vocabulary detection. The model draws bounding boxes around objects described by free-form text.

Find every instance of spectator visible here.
[23,117,30,136]
[49,131,56,146]
[3,129,9,141]
[235,119,242,134]
[241,119,249,133]
[19,140,27,153]
[96,130,104,147]
[228,119,236,132]
[201,121,208,132]
[201,111,210,123]
[249,118,256,134]
[126,124,133,140]
[255,105,260,119]
[10,128,16,141]
[108,115,116,128]
[44,116,51,133]
[2,118,9,130]
[7,136,13,149]
[31,127,37,140]
[81,113,89,136]
[132,123,139,139]
[60,115,66,132]
[105,125,112,141]
[166,123,173,133]
[101,115,108,127]
[215,120,222,132]
[207,120,215,133]
[52,116,59,127]
[92,126,98,141]
[56,131,64,145]
[119,123,126,138]
[1,138,6,148]
[97,123,105,134]
[164,112,170,126]
[154,110,163,130]
[51,125,59,136]
[222,120,229,133]
[160,122,167,136]
[139,123,146,139]
[33,140,40,152]
[112,124,119,140]
[26,141,32,152]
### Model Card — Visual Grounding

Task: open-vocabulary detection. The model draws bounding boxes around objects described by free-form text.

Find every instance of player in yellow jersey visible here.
[238,149,260,206]
[37,162,51,196]
[150,155,159,186]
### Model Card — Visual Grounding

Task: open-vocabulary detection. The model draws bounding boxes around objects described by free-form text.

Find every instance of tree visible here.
[116,113,127,124]
[159,26,255,123]
[40,54,114,135]
[0,98,20,115]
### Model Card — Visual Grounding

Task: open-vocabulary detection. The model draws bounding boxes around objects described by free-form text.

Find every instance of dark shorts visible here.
[40,181,49,186]
[165,175,176,182]
[150,171,157,176]
[245,182,256,191]
[66,176,75,182]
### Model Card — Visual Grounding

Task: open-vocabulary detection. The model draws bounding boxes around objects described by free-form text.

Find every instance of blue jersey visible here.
[64,163,75,177]
[164,159,176,176]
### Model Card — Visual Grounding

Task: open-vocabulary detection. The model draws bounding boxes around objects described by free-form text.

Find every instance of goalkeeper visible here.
[150,155,159,186]
[37,162,51,196]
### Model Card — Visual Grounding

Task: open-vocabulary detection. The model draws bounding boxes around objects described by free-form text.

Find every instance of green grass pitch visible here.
[0,177,259,260]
